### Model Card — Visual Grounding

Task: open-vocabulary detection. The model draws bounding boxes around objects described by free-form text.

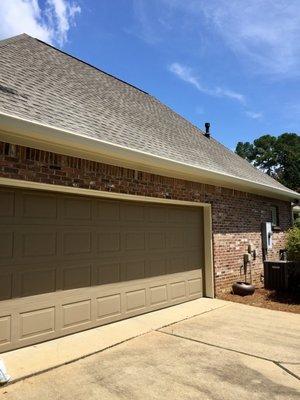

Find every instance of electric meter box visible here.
[262,222,273,250]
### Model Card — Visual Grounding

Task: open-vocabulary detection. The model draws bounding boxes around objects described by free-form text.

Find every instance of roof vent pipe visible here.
[204,122,210,138]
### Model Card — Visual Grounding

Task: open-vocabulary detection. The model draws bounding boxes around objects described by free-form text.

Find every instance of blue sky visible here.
[0,0,300,149]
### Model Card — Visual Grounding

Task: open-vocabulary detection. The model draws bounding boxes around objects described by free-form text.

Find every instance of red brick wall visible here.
[0,142,292,294]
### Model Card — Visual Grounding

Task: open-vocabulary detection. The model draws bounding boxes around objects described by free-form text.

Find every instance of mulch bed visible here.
[218,287,300,314]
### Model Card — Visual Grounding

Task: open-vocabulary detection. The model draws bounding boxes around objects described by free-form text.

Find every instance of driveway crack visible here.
[275,363,300,381]
[157,304,230,330]
[157,329,300,381]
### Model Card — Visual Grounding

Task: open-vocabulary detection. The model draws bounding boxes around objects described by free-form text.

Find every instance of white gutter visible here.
[0,111,299,201]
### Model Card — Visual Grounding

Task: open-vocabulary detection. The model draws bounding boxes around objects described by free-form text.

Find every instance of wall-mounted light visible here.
[106,183,115,192]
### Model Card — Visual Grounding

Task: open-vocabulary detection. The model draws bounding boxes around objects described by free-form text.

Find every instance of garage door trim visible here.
[0,177,214,298]
[0,177,210,207]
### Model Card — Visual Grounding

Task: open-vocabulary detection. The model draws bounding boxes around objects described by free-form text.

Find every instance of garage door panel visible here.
[124,231,145,251]
[0,231,14,259]
[0,273,13,300]
[62,231,93,256]
[0,189,15,217]
[168,208,185,223]
[96,263,121,285]
[170,281,186,300]
[148,258,167,277]
[0,315,11,345]
[147,231,166,250]
[183,208,200,224]
[62,265,92,290]
[97,294,121,320]
[188,251,203,269]
[21,192,58,220]
[61,197,92,221]
[125,289,146,312]
[124,260,146,281]
[0,188,204,351]
[188,278,202,296]
[150,285,168,306]
[166,230,185,249]
[19,267,56,297]
[22,231,57,258]
[20,307,55,339]
[184,228,202,248]
[97,231,121,253]
[120,203,144,222]
[146,206,168,223]
[62,300,91,329]
[168,255,188,274]
[95,200,120,221]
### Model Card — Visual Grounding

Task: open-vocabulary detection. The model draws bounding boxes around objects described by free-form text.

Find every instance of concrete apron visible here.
[160,302,300,364]
[0,298,228,384]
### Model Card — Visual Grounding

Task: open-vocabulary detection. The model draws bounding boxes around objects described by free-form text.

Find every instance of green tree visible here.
[275,133,300,190]
[286,226,300,261]
[235,133,300,191]
[235,141,254,162]
[252,135,277,176]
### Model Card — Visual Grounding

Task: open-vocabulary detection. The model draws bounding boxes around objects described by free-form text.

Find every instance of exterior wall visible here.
[0,141,292,294]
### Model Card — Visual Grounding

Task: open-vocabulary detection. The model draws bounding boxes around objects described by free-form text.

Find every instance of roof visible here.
[0,34,298,200]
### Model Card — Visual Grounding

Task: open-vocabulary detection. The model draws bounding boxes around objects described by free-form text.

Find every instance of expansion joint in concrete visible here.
[157,329,300,381]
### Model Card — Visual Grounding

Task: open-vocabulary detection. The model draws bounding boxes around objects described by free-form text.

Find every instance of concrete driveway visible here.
[1,301,300,400]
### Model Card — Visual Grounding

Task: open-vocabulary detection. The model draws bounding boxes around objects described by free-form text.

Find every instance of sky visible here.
[0,0,299,149]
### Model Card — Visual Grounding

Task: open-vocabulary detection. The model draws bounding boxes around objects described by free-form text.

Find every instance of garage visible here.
[0,186,208,352]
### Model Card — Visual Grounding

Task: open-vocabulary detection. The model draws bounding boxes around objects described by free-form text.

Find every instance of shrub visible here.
[286,226,300,261]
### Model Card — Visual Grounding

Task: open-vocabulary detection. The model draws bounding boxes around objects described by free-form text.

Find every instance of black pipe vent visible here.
[204,122,211,138]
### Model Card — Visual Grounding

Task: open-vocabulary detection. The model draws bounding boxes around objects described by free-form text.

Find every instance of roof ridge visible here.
[0,33,149,95]
[0,33,30,47]
[33,37,149,96]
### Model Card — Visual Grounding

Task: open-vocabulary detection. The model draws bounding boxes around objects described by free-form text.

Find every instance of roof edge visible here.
[0,33,29,47]
[34,35,149,95]
[0,112,299,201]
[0,33,149,95]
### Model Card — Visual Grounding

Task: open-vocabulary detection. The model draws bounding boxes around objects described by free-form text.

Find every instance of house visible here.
[0,34,299,352]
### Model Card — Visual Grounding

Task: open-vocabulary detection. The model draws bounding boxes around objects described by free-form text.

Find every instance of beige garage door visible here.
[0,187,204,352]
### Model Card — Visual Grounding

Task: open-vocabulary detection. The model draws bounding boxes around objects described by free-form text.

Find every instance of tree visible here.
[235,133,300,192]
[235,141,254,162]
[286,226,300,261]
[275,133,300,190]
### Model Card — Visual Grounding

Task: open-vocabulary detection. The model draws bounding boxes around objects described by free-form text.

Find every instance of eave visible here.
[0,111,299,202]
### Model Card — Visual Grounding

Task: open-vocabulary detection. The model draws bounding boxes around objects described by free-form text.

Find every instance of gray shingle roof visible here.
[0,34,296,196]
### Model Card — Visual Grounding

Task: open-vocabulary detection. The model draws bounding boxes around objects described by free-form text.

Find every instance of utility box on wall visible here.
[262,222,273,250]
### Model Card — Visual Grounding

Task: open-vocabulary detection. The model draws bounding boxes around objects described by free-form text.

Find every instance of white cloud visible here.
[46,0,81,45]
[245,111,263,120]
[0,0,80,46]
[134,0,300,78]
[169,62,245,104]
[131,0,161,44]
[193,0,300,77]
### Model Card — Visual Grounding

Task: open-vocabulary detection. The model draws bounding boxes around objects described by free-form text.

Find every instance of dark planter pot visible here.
[232,282,255,296]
